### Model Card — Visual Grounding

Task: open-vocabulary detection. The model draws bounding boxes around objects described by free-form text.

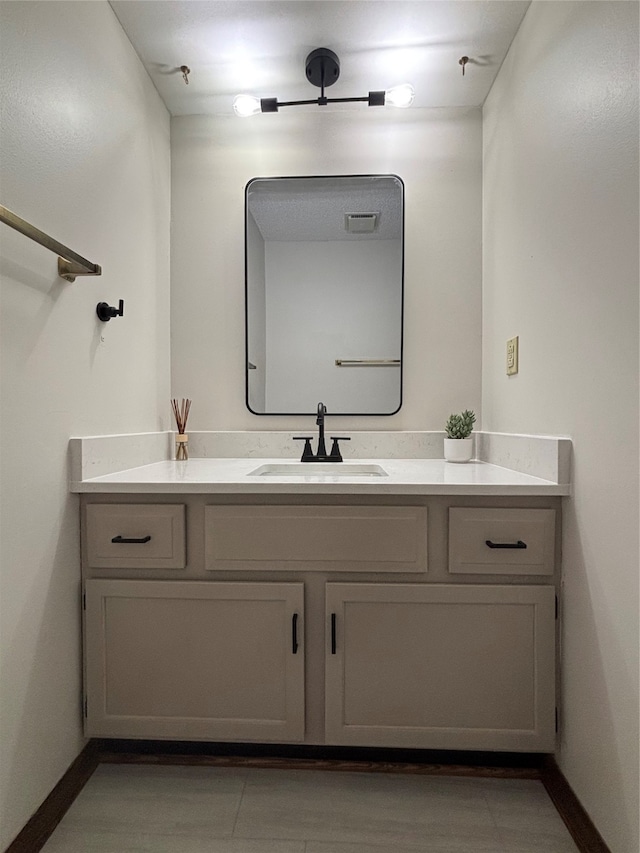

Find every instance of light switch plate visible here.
[507,336,519,375]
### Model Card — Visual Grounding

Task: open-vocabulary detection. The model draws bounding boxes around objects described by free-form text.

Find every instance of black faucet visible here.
[293,402,350,462]
[315,402,328,460]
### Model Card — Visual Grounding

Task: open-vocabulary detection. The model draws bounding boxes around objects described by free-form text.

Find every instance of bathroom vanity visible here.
[73,446,569,755]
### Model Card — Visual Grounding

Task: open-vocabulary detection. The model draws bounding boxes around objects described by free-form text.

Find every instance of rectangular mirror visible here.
[245,174,404,415]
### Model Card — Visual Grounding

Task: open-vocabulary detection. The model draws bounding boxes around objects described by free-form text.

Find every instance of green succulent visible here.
[445,410,476,439]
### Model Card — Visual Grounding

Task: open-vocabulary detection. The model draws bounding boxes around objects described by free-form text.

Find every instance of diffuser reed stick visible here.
[171,398,191,460]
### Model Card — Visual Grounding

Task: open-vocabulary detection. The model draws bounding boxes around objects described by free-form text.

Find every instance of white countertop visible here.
[70,457,570,496]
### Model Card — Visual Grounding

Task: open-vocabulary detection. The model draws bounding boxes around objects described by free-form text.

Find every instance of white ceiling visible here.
[109,0,531,116]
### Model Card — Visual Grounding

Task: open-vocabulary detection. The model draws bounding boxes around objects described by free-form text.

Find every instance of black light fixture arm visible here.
[236,47,413,116]
[263,93,385,112]
[259,49,387,113]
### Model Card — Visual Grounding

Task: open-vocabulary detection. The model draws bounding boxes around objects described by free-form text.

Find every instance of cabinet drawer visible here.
[205,505,428,573]
[449,508,555,575]
[86,504,186,569]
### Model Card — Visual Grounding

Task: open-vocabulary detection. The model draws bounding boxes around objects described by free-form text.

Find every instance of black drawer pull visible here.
[485,539,527,549]
[292,613,299,654]
[111,535,152,544]
[331,613,337,655]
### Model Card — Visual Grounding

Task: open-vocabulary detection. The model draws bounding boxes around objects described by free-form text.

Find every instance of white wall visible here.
[483,3,639,851]
[264,239,402,413]
[0,2,170,848]
[171,108,482,431]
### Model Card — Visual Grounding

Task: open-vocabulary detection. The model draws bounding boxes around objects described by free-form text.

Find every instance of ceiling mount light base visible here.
[305,48,340,88]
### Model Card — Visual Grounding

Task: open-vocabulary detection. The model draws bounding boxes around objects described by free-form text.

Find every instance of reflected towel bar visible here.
[0,204,102,282]
[335,359,401,367]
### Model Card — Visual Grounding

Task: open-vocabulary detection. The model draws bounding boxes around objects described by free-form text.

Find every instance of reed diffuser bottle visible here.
[171,398,191,460]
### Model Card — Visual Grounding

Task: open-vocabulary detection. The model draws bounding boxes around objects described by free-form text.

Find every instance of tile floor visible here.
[41,764,581,853]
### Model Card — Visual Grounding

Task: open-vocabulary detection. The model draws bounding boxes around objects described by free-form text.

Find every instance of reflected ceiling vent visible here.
[344,212,379,233]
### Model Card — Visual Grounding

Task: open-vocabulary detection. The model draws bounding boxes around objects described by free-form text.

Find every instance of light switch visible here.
[507,336,519,375]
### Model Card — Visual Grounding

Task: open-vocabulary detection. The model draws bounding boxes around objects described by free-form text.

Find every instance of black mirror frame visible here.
[244,173,405,417]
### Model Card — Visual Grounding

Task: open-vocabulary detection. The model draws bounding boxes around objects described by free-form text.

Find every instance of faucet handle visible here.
[293,436,314,461]
[329,436,351,462]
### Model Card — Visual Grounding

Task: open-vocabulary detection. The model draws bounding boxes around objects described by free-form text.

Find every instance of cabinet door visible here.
[325,583,555,752]
[85,580,304,741]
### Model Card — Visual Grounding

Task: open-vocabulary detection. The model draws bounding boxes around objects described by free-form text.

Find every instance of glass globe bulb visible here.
[385,84,415,108]
[233,95,261,117]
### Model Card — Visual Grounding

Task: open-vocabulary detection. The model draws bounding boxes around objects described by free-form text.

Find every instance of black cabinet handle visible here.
[111,535,152,544]
[331,613,337,654]
[485,539,527,549]
[292,613,299,654]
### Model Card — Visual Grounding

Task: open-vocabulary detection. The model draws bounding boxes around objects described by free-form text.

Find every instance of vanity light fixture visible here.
[233,48,414,116]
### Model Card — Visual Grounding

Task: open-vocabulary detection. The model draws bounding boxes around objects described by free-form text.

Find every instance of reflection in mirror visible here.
[245,175,404,415]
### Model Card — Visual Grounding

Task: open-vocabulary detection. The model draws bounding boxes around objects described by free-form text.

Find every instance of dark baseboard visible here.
[4,741,100,853]
[96,738,546,778]
[541,756,612,853]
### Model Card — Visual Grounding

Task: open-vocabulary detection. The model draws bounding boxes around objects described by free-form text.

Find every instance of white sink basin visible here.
[247,462,388,478]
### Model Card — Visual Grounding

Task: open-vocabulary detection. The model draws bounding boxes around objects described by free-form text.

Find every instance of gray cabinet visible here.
[325,582,556,751]
[84,579,305,741]
[81,496,559,751]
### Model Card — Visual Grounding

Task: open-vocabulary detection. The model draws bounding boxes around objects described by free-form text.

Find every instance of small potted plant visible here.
[444,409,476,463]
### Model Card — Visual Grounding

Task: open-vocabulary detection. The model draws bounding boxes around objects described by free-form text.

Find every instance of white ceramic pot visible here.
[444,437,474,463]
